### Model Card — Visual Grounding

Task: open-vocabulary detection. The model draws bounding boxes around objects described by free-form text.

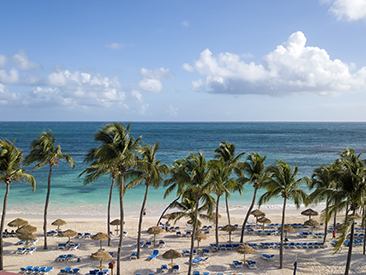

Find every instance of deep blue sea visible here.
[1,122,366,217]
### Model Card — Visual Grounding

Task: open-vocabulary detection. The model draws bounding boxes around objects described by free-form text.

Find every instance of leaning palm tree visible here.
[80,148,119,246]
[24,130,75,250]
[126,142,169,259]
[329,148,366,275]
[258,160,309,269]
[239,152,268,243]
[181,152,215,275]
[0,139,36,270]
[89,123,141,275]
[214,142,246,224]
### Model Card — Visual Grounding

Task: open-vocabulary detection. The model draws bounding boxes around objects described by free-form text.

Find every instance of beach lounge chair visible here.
[246,260,257,270]
[69,243,79,250]
[56,254,66,261]
[160,265,168,274]
[159,240,165,248]
[202,248,209,256]
[58,243,67,250]
[182,250,190,257]
[193,271,199,275]
[60,267,72,274]
[262,254,274,261]
[149,250,159,260]
[16,240,26,245]
[66,254,75,261]
[84,233,91,238]
[233,260,243,269]
[123,231,128,237]
[145,241,152,248]
[15,247,27,255]
[203,273,210,275]
[25,247,36,255]
[77,233,84,238]
[176,231,182,237]
[172,265,180,274]
[130,252,137,260]
[19,267,27,274]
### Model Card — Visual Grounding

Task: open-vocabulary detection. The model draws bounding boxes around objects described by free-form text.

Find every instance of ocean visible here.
[1,122,366,217]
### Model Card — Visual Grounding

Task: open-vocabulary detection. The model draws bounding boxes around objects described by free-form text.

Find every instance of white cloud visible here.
[106,43,125,49]
[12,50,41,70]
[0,55,7,68]
[167,105,178,116]
[138,67,174,93]
[0,68,19,84]
[182,20,190,27]
[183,63,194,72]
[131,90,149,115]
[186,31,366,96]
[0,84,21,105]
[325,0,366,21]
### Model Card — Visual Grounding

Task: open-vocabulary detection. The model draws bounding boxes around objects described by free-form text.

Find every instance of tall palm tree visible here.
[329,148,366,275]
[126,142,169,259]
[239,152,268,243]
[181,152,215,275]
[258,160,309,269]
[309,164,336,243]
[89,123,141,275]
[214,142,246,224]
[0,139,36,270]
[80,148,119,246]
[24,130,75,250]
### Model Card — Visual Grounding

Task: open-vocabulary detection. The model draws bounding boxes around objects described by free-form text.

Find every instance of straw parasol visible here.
[16,224,37,235]
[91,232,110,250]
[110,219,124,235]
[147,226,164,245]
[257,217,271,229]
[304,219,320,227]
[250,209,265,225]
[279,224,295,238]
[194,231,207,248]
[17,232,37,246]
[235,244,254,262]
[8,218,28,229]
[220,224,237,244]
[162,249,182,265]
[90,250,112,271]
[60,229,78,243]
[301,208,318,220]
[51,219,67,231]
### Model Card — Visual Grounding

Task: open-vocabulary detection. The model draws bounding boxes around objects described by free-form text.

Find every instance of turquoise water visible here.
[1,122,366,216]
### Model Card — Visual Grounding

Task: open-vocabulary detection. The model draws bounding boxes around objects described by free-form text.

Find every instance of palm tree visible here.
[329,148,366,275]
[0,139,36,270]
[24,130,75,250]
[258,160,309,269]
[309,164,336,243]
[89,123,141,275]
[239,152,268,243]
[80,148,119,246]
[125,142,169,259]
[181,152,215,275]
[214,142,246,225]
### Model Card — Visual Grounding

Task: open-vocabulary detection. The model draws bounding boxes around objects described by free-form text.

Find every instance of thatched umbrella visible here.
[250,209,265,225]
[279,224,295,239]
[60,229,78,243]
[335,223,345,231]
[16,224,37,235]
[162,213,173,220]
[220,224,237,244]
[301,209,318,220]
[90,250,112,271]
[51,219,67,231]
[194,231,207,249]
[110,219,124,235]
[257,217,271,229]
[304,219,320,228]
[18,232,37,246]
[162,249,182,265]
[91,232,110,250]
[147,226,164,245]
[235,244,254,262]
[8,218,28,229]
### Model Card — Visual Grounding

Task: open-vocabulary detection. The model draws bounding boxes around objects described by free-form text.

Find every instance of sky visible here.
[1,0,366,122]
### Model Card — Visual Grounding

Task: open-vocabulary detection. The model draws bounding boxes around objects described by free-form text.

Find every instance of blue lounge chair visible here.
[202,248,209,255]
[246,260,257,270]
[161,265,168,273]
[172,265,180,274]
[233,260,243,269]
[262,254,274,261]
[193,271,199,275]
[149,250,159,260]
[182,249,190,256]
[130,252,137,260]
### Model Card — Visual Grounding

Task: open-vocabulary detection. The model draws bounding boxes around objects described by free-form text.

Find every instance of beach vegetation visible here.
[0,139,36,270]
[24,130,75,250]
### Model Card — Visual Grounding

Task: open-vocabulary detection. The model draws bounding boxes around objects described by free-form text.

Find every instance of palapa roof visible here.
[110,219,124,225]
[250,209,265,217]
[279,224,295,233]
[17,232,37,242]
[91,232,110,241]
[8,218,28,228]
[60,229,78,238]
[16,224,37,234]
[301,208,318,216]
[194,231,207,241]
[90,250,112,262]
[162,249,182,260]
[220,224,238,232]
[235,244,254,254]
[304,219,320,227]
[257,217,271,224]
[147,226,164,235]
[52,219,67,226]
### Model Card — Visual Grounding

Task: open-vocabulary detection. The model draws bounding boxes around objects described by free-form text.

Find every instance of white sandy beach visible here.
[2,206,365,275]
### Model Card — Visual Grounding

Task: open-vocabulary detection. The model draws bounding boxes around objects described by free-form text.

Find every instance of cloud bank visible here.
[324,0,366,21]
[185,31,366,96]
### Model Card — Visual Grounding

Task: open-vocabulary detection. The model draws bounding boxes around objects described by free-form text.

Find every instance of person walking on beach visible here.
[143,209,146,216]
[332,229,336,239]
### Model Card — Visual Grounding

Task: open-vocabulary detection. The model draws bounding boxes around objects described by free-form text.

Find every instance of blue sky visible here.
[1,0,366,121]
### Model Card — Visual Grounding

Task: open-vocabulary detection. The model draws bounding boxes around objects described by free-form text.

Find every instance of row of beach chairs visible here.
[16,239,38,245]
[60,268,80,275]
[15,247,36,255]
[55,254,80,262]
[233,260,257,269]
[89,270,108,275]
[57,243,79,250]
[19,266,53,275]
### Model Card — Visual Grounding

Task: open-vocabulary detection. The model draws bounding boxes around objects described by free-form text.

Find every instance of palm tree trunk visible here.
[215,195,220,249]
[334,211,337,228]
[137,185,149,259]
[107,177,115,246]
[363,206,365,255]
[0,183,10,270]
[344,209,355,275]
[323,197,329,243]
[43,165,53,250]
[225,193,231,225]
[188,197,199,275]
[156,195,181,226]
[240,186,258,243]
[116,174,125,275]
[279,197,287,269]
